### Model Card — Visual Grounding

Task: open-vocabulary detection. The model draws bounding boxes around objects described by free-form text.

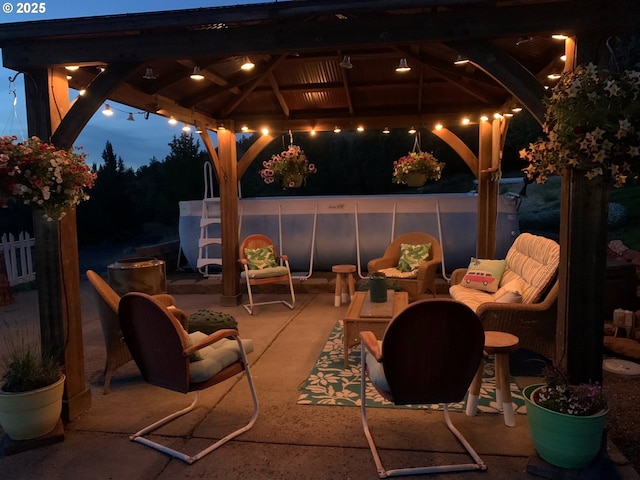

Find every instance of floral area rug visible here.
[297,320,526,413]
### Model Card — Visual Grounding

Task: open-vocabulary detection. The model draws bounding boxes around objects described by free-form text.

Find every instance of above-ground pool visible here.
[179,193,520,277]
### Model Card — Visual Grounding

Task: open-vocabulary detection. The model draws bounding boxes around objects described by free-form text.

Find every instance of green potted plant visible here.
[0,339,65,441]
[392,150,444,187]
[259,144,317,188]
[523,366,608,469]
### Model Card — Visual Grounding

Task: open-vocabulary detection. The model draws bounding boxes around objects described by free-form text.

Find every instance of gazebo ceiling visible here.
[0,0,638,134]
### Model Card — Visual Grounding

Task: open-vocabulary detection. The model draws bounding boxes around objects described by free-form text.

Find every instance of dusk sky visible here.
[0,0,269,169]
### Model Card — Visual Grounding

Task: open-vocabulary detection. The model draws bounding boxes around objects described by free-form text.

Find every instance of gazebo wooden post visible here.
[476,119,498,259]
[556,35,608,384]
[216,126,242,306]
[24,67,91,420]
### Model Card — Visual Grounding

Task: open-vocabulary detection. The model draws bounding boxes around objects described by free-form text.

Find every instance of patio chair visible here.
[86,269,188,394]
[117,292,259,464]
[238,234,295,314]
[360,298,486,477]
[367,232,443,300]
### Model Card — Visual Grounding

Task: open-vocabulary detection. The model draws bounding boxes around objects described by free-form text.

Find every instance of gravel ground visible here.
[604,369,640,472]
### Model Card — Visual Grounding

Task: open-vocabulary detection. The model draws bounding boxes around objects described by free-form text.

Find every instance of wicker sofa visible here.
[449,233,560,361]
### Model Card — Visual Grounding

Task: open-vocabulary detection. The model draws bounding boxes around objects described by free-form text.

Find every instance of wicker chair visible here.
[86,270,188,394]
[367,232,443,300]
[360,299,486,477]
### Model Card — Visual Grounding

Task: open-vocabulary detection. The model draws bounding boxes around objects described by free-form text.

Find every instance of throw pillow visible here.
[493,278,525,303]
[460,257,507,293]
[244,245,277,270]
[397,243,432,273]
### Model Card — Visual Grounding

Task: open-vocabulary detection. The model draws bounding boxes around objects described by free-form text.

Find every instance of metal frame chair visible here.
[238,234,295,314]
[118,292,259,464]
[86,269,188,394]
[360,299,487,477]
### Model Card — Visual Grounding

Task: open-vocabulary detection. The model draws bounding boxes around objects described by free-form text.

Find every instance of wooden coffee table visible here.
[342,290,409,367]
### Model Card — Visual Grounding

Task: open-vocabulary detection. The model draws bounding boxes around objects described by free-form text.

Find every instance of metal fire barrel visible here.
[107,257,166,296]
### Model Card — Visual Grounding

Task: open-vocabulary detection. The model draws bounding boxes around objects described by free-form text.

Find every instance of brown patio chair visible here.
[238,234,295,314]
[367,232,443,300]
[117,292,259,464]
[360,298,486,477]
[86,269,188,394]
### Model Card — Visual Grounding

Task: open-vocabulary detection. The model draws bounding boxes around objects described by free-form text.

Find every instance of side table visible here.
[342,291,409,367]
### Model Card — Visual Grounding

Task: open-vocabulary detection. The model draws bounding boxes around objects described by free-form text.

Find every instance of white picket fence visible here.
[0,232,36,285]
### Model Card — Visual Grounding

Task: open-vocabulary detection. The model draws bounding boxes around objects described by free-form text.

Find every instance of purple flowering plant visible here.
[533,365,607,416]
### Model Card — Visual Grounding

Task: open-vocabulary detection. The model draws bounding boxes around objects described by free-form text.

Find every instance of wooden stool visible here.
[466,331,519,427]
[332,264,356,306]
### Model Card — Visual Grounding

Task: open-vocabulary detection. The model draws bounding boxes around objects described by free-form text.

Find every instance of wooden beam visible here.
[3,2,638,69]
[445,40,546,124]
[238,134,276,178]
[267,72,290,118]
[52,62,140,148]
[430,127,478,175]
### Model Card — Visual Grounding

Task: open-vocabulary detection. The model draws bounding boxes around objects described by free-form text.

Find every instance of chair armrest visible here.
[183,329,240,356]
[367,257,396,273]
[152,293,178,307]
[360,331,382,362]
[415,258,440,296]
[450,268,467,285]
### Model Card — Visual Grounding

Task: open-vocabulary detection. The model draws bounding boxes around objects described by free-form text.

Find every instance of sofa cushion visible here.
[459,258,507,293]
[449,284,495,311]
[499,233,560,304]
[187,331,254,384]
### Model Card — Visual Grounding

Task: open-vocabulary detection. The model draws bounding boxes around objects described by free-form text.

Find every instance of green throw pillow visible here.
[244,245,277,270]
[397,243,432,272]
[460,257,507,293]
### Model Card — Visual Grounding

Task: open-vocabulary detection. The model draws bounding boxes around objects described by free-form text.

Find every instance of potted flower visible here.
[0,135,96,221]
[523,366,608,469]
[0,340,65,441]
[260,144,317,188]
[519,63,640,188]
[392,150,444,187]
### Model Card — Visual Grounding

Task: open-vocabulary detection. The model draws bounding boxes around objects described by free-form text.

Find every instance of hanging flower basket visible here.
[392,151,444,186]
[519,62,640,188]
[0,135,96,221]
[260,144,317,189]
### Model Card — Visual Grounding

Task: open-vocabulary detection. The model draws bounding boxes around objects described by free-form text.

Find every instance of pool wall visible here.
[179,194,520,276]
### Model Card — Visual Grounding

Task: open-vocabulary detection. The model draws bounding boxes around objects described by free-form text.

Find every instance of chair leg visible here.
[130,340,260,464]
[360,344,486,478]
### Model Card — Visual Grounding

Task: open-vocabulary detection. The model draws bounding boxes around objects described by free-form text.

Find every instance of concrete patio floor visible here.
[1,274,638,479]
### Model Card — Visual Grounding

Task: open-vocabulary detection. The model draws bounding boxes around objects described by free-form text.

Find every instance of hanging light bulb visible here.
[143,67,157,80]
[356,125,364,132]
[395,58,411,72]
[241,125,249,132]
[241,57,255,71]
[102,104,113,116]
[382,127,390,134]
[408,126,416,134]
[333,126,341,133]
[65,65,79,71]
[339,55,353,69]
[127,113,135,121]
[168,117,178,125]
[454,54,470,65]
[190,66,204,80]
[182,123,191,132]
[261,127,269,135]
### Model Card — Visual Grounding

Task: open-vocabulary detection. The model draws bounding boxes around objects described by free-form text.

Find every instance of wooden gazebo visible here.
[1,0,638,419]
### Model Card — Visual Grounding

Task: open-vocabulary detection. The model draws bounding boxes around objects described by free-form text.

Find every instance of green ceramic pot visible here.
[523,383,608,469]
